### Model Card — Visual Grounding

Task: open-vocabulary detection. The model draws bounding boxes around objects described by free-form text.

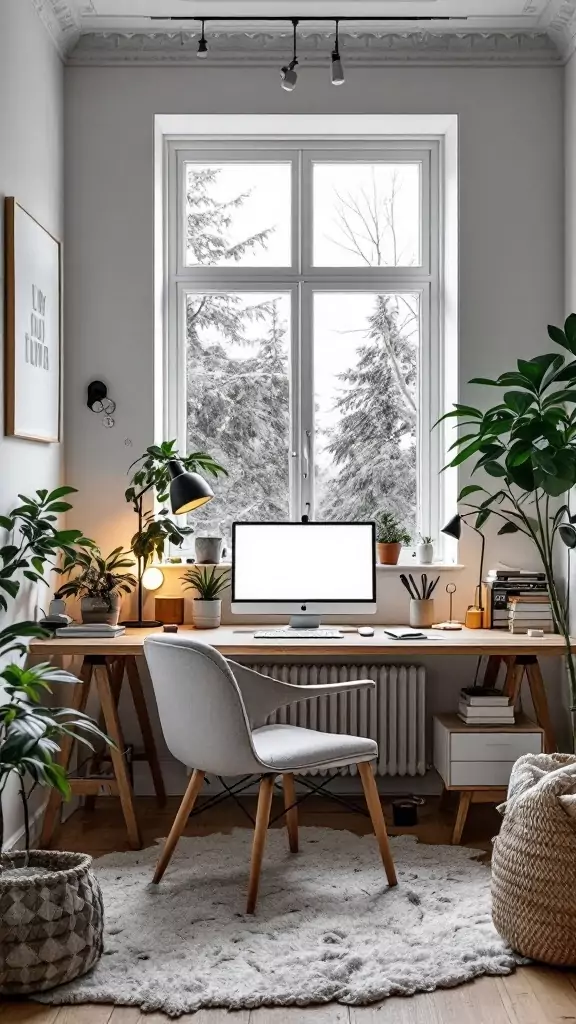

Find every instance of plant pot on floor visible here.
[376,542,402,565]
[192,598,222,629]
[81,594,120,626]
[0,850,104,995]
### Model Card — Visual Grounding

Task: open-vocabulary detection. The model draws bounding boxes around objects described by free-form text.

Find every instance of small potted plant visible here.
[182,565,231,628]
[0,630,113,994]
[417,535,434,565]
[55,547,137,626]
[374,510,411,565]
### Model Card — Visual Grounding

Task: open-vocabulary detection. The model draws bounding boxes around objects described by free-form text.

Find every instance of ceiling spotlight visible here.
[331,19,344,85]
[281,18,299,92]
[197,19,208,58]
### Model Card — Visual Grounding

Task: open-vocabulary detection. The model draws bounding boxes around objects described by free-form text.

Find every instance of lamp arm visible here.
[460,512,485,611]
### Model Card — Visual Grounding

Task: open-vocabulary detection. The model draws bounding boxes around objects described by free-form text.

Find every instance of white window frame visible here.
[164,133,447,551]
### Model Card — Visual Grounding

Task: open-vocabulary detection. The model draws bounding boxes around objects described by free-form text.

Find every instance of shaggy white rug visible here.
[38,828,519,1017]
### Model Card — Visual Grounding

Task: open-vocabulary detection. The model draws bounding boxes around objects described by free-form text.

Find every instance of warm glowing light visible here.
[142,566,165,591]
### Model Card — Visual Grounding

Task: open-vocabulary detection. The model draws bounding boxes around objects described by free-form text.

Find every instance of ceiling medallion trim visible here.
[68,29,561,67]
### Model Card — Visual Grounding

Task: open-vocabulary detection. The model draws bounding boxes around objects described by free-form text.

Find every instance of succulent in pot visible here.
[55,547,137,625]
[417,535,434,565]
[182,565,231,628]
[374,510,411,565]
[0,640,114,994]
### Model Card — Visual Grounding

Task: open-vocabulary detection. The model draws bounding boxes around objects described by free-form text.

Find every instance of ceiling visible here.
[35,0,576,64]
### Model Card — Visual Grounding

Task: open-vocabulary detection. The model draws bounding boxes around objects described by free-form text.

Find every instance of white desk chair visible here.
[144,633,397,913]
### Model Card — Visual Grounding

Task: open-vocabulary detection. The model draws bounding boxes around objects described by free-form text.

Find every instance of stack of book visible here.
[508,594,554,634]
[483,569,549,628]
[458,686,514,726]
[55,623,126,638]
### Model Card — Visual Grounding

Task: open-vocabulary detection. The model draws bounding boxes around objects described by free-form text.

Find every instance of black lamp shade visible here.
[442,514,462,541]
[168,460,214,515]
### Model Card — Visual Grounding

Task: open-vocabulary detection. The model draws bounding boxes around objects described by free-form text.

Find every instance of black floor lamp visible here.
[122,460,214,628]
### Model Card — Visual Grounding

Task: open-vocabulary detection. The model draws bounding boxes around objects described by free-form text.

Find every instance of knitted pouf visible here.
[0,850,104,994]
[492,752,576,966]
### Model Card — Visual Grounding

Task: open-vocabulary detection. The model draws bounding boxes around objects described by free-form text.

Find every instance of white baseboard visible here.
[3,802,47,852]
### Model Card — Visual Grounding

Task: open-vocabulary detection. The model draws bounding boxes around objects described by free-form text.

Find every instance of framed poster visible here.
[4,198,61,443]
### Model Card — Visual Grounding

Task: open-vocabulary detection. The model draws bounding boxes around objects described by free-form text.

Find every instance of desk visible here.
[31,625,573,848]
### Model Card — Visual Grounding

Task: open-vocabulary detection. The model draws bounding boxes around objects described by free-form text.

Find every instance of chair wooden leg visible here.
[452,791,472,845]
[153,769,205,884]
[358,761,397,887]
[283,773,299,853]
[246,774,275,914]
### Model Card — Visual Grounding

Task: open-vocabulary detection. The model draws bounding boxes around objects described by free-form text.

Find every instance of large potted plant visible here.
[55,547,137,625]
[182,565,231,628]
[0,642,112,994]
[374,510,411,565]
[437,314,576,742]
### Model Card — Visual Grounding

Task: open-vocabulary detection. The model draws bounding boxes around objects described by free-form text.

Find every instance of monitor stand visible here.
[289,614,321,629]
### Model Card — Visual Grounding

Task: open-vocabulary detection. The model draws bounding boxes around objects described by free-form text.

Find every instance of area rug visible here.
[37,828,519,1017]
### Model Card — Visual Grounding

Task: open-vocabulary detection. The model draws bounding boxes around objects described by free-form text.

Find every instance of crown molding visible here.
[30,0,84,56]
[546,0,576,58]
[67,29,561,67]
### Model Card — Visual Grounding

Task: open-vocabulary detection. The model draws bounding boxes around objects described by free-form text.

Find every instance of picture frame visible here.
[4,198,62,443]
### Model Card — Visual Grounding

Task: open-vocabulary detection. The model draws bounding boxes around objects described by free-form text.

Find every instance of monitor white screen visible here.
[232,523,376,603]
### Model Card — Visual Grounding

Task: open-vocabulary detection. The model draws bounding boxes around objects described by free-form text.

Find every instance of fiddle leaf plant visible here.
[436,313,576,735]
[0,661,115,855]
[0,487,94,612]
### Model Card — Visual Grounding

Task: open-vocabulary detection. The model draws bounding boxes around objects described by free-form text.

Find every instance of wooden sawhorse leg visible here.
[481,654,556,753]
[39,655,142,850]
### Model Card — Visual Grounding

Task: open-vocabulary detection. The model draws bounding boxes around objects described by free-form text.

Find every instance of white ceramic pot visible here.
[192,599,222,629]
[81,594,120,626]
[416,542,434,565]
[409,598,435,628]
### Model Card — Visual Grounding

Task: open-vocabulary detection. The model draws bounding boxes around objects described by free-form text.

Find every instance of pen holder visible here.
[409,599,435,628]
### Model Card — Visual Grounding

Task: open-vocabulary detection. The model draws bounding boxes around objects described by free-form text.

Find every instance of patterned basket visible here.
[0,850,104,994]
[492,753,576,966]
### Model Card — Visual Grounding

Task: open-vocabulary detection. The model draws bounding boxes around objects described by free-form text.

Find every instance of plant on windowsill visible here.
[416,535,434,565]
[54,547,137,626]
[182,565,231,629]
[374,510,411,565]
[436,314,576,747]
[124,439,227,626]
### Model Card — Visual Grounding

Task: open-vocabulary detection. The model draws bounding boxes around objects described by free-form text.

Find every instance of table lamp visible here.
[442,513,485,629]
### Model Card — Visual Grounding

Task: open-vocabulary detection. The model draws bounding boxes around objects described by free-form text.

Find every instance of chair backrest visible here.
[144,634,262,776]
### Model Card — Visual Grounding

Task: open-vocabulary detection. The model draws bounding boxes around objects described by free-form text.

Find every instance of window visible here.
[165,140,442,552]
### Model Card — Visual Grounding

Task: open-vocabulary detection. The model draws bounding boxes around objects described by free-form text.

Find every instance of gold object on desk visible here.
[465,605,483,629]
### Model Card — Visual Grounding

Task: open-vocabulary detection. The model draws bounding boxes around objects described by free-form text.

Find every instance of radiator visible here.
[251,663,426,777]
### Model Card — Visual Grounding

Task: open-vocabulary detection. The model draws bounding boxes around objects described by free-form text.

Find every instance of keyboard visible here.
[253,629,344,639]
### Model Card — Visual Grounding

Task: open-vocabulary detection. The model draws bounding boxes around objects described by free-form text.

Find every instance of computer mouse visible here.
[358,626,374,637]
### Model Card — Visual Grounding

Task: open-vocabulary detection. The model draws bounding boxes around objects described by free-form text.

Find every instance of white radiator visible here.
[251,663,426,777]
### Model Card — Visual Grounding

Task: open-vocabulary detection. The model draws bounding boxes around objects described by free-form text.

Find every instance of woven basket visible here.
[0,850,104,994]
[492,753,576,966]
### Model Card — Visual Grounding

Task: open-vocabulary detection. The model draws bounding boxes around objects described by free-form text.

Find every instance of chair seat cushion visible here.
[251,724,377,772]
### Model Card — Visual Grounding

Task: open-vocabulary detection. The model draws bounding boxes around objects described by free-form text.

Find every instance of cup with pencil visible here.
[399,573,440,628]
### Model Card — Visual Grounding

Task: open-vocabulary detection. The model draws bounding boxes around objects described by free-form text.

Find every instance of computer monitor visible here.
[231,522,376,628]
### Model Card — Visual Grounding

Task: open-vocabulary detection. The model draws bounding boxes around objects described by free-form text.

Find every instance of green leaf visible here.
[45,486,78,501]
[468,377,499,387]
[0,516,14,531]
[548,324,572,353]
[475,510,491,530]
[498,522,520,535]
[448,437,487,467]
[458,485,486,501]
[503,391,534,416]
[565,314,576,351]
[484,461,508,478]
[45,502,73,514]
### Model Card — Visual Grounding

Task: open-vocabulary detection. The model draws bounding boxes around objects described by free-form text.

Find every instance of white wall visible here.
[0,0,64,842]
[63,63,571,770]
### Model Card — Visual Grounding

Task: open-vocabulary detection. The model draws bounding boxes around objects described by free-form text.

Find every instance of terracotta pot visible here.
[376,541,402,565]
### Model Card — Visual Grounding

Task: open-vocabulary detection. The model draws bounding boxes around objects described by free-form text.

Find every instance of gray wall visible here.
[62,64,570,778]
[0,0,64,842]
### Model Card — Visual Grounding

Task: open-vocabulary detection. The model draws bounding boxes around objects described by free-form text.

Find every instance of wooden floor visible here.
[6,793,576,1024]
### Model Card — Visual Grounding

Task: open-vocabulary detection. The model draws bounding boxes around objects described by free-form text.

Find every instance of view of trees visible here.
[184,164,418,544]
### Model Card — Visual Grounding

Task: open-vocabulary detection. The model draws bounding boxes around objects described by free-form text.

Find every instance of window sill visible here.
[157,561,466,571]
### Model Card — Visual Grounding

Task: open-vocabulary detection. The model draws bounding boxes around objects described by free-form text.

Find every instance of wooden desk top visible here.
[29,625,576,658]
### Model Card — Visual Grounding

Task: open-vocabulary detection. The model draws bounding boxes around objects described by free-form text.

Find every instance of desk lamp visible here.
[442,513,485,629]
[123,461,214,628]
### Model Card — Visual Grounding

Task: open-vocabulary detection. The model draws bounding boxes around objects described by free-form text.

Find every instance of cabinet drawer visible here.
[451,731,542,763]
[450,760,517,787]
